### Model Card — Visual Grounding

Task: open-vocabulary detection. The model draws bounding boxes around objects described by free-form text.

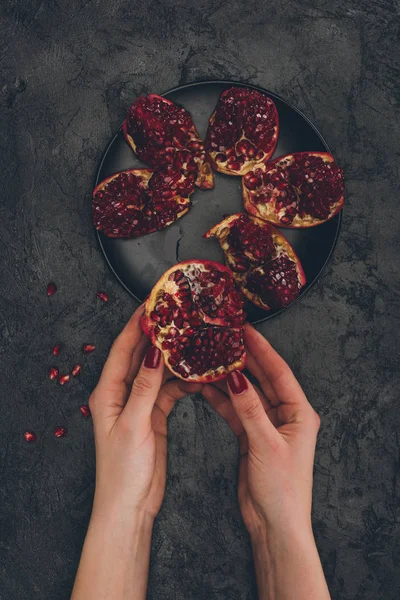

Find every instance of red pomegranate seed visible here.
[96,291,109,303]
[49,367,59,381]
[79,405,91,418]
[52,344,62,357]
[47,282,57,296]
[58,373,70,386]
[54,426,67,438]
[24,430,37,443]
[83,344,96,354]
[71,364,82,377]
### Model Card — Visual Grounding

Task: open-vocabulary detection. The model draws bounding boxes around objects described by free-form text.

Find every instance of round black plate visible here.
[95,81,341,324]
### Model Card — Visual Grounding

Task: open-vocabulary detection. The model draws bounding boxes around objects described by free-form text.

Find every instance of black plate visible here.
[95,80,341,324]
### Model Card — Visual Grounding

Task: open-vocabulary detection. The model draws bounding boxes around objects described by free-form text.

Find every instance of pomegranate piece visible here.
[71,364,82,377]
[79,405,91,418]
[123,94,214,190]
[205,87,279,176]
[24,431,37,443]
[243,152,344,227]
[49,367,59,381]
[52,344,62,357]
[83,344,96,354]
[141,260,246,382]
[204,213,306,311]
[47,282,57,296]
[54,426,67,438]
[96,291,109,303]
[92,169,194,238]
[58,374,70,386]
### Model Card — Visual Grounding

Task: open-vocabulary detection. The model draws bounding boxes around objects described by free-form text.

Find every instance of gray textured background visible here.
[0,1,399,599]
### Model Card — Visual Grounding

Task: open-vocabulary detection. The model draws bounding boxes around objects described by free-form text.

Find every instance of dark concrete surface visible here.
[0,1,399,598]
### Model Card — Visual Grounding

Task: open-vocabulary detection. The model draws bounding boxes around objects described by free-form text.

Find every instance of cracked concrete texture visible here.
[0,1,399,598]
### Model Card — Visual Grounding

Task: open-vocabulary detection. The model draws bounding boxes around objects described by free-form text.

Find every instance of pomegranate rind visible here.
[141,260,246,382]
[92,168,192,239]
[205,87,279,176]
[243,152,344,228]
[205,214,306,311]
[123,94,214,190]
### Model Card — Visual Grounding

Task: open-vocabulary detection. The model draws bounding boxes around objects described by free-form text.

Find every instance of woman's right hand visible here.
[202,324,330,599]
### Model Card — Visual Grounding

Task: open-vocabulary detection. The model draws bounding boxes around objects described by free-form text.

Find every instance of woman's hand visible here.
[72,305,201,600]
[202,324,330,600]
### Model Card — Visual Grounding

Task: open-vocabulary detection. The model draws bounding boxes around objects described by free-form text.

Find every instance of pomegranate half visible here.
[243,152,344,227]
[204,213,306,311]
[123,94,214,190]
[205,86,279,176]
[92,169,194,238]
[141,260,246,382]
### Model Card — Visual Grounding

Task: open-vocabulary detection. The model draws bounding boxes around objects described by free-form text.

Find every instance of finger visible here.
[121,346,164,424]
[226,370,279,444]
[157,380,203,417]
[202,384,244,438]
[125,334,151,386]
[245,352,280,407]
[98,304,145,389]
[244,324,309,407]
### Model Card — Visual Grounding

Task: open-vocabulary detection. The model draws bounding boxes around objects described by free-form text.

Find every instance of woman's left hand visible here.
[72,305,201,600]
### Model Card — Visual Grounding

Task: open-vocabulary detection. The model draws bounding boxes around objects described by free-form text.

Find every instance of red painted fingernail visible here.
[144,347,161,369]
[227,370,248,395]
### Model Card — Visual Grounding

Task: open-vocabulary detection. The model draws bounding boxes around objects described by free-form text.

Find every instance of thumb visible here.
[121,346,164,425]
[227,370,279,446]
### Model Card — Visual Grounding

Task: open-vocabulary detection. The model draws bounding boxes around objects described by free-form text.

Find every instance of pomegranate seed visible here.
[96,291,109,303]
[79,405,91,418]
[58,374,70,386]
[71,364,82,377]
[83,344,96,354]
[52,344,62,357]
[24,431,37,443]
[49,367,59,381]
[54,426,67,438]
[46,282,57,296]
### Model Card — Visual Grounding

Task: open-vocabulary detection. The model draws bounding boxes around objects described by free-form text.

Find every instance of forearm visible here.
[71,505,154,600]
[251,524,331,600]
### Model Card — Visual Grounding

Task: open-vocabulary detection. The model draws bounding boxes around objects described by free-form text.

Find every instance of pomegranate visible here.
[58,374,71,386]
[83,344,96,354]
[123,94,214,190]
[93,169,194,239]
[24,431,37,443]
[243,152,344,227]
[96,291,109,303]
[80,405,91,418]
[47,282,57,296]
[141,260,246,382]
[52,344,61,357]
[71,364,82,377]
[49,367,59,381]
[54,426,67,438]
[204,213,306,311]
[205,87,279,176]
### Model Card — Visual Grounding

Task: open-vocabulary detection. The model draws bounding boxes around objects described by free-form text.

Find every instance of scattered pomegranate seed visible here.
[54,426,67,438]
[96,291,109,303]
[83,344,96,354]
[24,431,37,443]
[79,405,91,418]
[49,367,59,381]
[52,344,62,357]
[58,374,71,386]
[71,364,82,377]
[47,282,57,296]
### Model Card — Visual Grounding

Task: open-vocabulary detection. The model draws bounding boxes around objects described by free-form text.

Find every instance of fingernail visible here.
[144,347,161,369]
[227,370,248,395]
